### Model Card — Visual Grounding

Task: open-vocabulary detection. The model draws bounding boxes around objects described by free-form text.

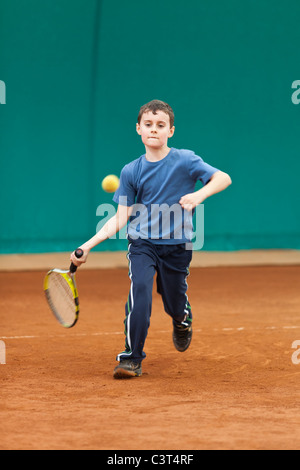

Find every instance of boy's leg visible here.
[156,244,193,321]
[156,244,193,351]
[116,240,156,365]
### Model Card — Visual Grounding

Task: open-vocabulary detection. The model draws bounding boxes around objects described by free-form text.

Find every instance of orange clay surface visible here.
[1,266,300,450]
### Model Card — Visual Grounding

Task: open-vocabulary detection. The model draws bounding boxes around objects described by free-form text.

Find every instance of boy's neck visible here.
[145,145,171,162]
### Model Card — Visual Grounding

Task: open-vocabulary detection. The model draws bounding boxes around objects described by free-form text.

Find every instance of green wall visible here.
[0,0,299,253]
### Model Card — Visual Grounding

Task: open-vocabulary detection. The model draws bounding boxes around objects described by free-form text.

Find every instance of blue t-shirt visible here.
[113,148,219,244]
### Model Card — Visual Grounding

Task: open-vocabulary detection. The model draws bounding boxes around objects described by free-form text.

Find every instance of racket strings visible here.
[47,272,76,325]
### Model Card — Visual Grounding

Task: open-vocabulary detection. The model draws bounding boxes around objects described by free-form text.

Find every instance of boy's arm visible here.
[70,204,132,266]
[179,171,232,211]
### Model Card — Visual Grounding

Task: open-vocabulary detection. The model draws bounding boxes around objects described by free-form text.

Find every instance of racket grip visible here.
[69,248,84,273]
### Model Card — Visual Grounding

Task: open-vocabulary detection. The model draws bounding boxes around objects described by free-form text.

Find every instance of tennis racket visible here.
[44,248,84,328]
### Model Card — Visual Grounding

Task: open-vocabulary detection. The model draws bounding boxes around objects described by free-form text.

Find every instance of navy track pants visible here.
[117,238,193,363]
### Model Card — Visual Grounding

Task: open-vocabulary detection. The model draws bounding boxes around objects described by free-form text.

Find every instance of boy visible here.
[71,99,232,379]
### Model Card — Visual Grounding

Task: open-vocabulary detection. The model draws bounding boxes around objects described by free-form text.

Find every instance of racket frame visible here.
[44,268,80,328]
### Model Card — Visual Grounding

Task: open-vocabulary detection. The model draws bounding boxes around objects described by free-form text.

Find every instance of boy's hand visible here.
[179,171,232,211]
[70,248,89,267]
[179,192,203,211]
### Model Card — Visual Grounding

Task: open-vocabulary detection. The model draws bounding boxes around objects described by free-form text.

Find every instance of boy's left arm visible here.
[179,171,232,211]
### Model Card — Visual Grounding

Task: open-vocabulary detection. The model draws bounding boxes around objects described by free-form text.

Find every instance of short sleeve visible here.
[187,151,219,185]
[113,165,136,207]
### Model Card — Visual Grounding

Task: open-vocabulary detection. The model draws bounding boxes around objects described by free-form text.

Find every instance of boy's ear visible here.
[169,126,175,138]
[136,123,142,135]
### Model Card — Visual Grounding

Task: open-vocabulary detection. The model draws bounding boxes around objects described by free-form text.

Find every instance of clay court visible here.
[1,252,300,450]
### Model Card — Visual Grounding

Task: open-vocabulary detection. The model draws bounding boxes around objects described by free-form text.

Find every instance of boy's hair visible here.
[137,100,175,128]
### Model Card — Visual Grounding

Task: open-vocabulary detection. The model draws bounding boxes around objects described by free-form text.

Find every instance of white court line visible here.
[0,332,124,340]
[1,325,300,341]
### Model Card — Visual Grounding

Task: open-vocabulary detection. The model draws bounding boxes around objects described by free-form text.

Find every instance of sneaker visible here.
[173,315,193,352]
[113,360,142,379]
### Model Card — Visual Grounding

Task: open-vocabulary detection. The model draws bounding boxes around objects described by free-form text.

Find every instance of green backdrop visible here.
[0,0,299,253]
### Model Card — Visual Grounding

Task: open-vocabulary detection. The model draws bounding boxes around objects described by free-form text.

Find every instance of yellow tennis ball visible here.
[101,174,120,193]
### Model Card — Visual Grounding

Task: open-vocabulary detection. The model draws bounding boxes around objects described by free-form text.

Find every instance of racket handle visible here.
[69,248,84,273]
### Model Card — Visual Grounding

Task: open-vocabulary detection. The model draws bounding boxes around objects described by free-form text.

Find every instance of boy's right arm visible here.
[70,204,132,267]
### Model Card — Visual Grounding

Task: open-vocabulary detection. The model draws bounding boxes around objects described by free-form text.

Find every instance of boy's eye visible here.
[144,122,165,128]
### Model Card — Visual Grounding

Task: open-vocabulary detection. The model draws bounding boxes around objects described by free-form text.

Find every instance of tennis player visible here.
[71,99,232,379]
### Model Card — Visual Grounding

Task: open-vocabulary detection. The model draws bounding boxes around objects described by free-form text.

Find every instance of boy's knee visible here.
[132,276,152,297]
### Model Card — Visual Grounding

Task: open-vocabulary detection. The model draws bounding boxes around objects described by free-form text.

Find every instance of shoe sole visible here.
[113,367,142,379]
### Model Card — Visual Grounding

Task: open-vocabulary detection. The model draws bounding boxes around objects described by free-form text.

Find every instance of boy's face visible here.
[136,110,175,149]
